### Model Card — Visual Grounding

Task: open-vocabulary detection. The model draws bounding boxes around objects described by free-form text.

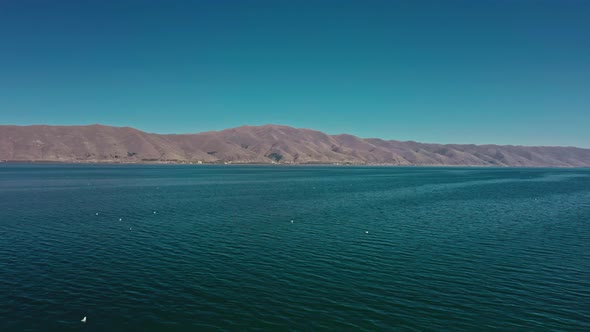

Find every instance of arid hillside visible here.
[1,124,589,167]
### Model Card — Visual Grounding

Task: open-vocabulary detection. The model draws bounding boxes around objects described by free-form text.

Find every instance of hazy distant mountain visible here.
[1,124,589,167]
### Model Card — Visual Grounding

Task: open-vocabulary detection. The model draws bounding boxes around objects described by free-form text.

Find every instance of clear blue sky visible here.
[0,0,588,147]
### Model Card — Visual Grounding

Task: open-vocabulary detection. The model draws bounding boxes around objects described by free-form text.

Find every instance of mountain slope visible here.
[1,124,589,166]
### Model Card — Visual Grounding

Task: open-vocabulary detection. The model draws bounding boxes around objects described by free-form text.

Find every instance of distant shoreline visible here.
[1,160,585,168]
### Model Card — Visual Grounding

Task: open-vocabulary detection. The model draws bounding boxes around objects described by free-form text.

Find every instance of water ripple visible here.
[1,165,589,331]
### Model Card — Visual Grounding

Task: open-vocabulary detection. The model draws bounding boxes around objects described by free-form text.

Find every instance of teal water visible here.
[1,165,589,331]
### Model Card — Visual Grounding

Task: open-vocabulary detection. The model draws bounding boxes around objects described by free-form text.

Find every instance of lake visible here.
[1,164,589,331]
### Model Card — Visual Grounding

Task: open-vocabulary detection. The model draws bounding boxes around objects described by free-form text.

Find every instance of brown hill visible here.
[1,124,589,167]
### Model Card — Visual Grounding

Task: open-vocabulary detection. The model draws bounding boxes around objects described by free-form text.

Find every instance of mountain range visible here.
[1,124,589,167]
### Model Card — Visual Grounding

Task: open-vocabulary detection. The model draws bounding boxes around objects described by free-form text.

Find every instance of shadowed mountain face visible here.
[1,124,589,166]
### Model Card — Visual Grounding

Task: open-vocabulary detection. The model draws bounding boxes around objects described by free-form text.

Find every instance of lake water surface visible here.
[1,164,589,331]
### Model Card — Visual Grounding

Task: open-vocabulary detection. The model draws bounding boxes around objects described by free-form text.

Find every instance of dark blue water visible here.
[1,164,589,331]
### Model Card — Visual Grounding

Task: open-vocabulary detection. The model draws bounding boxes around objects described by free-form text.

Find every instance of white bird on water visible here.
[291,220,294,223]
[365,231,369,234]
[153,211,157,214]
[119,218,122,221]
[81,316,87,323]
[95,213,99,216]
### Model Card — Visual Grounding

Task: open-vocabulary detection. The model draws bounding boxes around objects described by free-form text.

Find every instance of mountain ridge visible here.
[1,124,589,167]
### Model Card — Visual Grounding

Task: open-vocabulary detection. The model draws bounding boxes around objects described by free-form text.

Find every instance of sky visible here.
[0,0,589,147]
